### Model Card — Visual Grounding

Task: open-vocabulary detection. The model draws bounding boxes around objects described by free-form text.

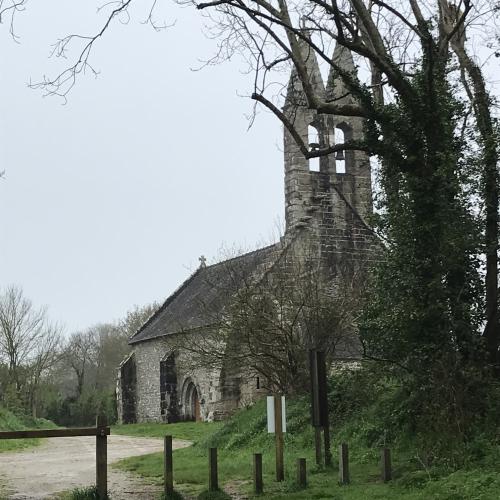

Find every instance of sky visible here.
[0,1,284,333]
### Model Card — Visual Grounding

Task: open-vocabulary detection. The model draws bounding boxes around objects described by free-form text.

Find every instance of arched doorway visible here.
[184,381,202,422]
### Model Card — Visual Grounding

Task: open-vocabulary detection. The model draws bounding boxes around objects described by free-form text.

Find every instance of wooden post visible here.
[323,424,332,466]
[164,435,174,496]
[253,453,263,494]
[297,458,307,489]
[209,447,218,491]
[96,415,107,500]
[339,442,349,485]
[381,448,392,482]
[274,395,284,482]
[314,427,323,466]
[310,351,330,467]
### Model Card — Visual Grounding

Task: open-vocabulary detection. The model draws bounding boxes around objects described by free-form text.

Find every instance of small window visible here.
[335,127,346,174]
[308,125,320,172]
[256,377,260,389]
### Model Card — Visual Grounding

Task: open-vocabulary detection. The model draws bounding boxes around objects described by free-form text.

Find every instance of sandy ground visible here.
[0,434,191,500]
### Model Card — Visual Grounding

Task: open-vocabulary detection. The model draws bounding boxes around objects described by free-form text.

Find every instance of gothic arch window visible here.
[335,122,353,174]
[308,124,320,172]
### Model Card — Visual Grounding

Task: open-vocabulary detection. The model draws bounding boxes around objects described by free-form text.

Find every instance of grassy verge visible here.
[112,421,222,443]
[114,399,500,499]
[0,406,58,453]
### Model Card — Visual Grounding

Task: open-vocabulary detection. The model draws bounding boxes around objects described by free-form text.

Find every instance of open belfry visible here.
[117,43,379,424]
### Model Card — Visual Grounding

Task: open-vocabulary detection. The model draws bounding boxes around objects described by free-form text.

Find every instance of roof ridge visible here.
[202,242,279,270]
[128,242,281,345]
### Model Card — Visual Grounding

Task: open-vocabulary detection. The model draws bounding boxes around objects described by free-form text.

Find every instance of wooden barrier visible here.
[253,453,263,494]
[164,435,174,496]
[209,447,218,491]
[0,427,110,439]
[297,458,307,489]
[339,442,349,485]
[0,415,110,500]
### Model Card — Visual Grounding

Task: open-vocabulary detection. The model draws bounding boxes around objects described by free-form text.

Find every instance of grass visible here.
[112,420,222,443]
[114,399,500,499]
[0,406,58,453]
[55,485,102,500]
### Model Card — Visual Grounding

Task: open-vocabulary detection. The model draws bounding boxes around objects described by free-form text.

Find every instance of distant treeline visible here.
[0,284,156,426]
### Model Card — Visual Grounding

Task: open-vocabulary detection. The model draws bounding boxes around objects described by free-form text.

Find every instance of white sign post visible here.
[266,395,286,481]
[266,396,286,433]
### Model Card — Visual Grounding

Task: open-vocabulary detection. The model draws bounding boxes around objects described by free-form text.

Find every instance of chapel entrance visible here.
[185,382,202,422]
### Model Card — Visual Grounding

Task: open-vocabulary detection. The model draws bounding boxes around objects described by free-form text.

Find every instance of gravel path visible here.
[0,434,191,499]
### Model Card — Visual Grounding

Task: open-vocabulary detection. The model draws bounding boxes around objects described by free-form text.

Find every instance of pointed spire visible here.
[284,38,325,111]
[326,43,358,104]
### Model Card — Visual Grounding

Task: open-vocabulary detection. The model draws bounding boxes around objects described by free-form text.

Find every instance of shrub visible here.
[68,485,106,500]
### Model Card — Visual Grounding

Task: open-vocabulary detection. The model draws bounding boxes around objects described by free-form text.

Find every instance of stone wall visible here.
[129,331,223,423]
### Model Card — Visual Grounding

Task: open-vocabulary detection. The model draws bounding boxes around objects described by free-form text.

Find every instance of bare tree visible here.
[64,329,98,397]
[0,0,27,41]
[0,285,62,415]
[25,322,62,417]
[166,246,366,393]
[0,285,48,389]
[64,303,157,397]
[117,302,158,342]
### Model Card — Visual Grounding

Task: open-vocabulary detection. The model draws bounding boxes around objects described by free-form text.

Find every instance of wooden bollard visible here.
[314,428,323,466]
[164,435,174,496]
[254,453,263,494]
[297,458,307,489]
[96,415,108,499]
[209,447,218,491]
[381,448,392,482]
[339,443,349,485]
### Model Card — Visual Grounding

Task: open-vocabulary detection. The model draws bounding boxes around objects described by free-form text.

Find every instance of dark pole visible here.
[381,448,392,482]
[164,435,174,496]
[274,395,285,482]
[95,415,107,500]
[209,447,218,491]
[314,427,323,466]
[253,453,263,494]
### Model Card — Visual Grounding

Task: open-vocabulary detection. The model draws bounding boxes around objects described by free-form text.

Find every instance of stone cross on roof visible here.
[199,255,207,268]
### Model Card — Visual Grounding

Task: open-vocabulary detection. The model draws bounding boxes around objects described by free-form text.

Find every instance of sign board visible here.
[267,396,286,433]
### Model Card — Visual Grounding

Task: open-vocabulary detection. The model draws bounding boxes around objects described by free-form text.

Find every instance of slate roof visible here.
[129,244,281,344]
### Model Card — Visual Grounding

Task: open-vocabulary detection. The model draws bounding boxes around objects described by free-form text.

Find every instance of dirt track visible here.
[0,434,190,499]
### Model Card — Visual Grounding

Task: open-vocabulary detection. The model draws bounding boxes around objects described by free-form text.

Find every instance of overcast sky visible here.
[0,1,284,333]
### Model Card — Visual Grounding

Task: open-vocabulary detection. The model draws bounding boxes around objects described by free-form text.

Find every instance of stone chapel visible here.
[117,44,379,424]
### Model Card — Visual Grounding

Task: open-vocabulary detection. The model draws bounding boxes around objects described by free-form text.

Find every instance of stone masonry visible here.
[117,43,379,424]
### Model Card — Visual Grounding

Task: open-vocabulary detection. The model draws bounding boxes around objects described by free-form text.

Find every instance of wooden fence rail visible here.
[0,416,110,499]
[0,427,110,439]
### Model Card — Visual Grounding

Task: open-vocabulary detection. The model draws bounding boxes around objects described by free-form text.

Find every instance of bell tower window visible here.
[334,126,346,173]
[308,124,320,172]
